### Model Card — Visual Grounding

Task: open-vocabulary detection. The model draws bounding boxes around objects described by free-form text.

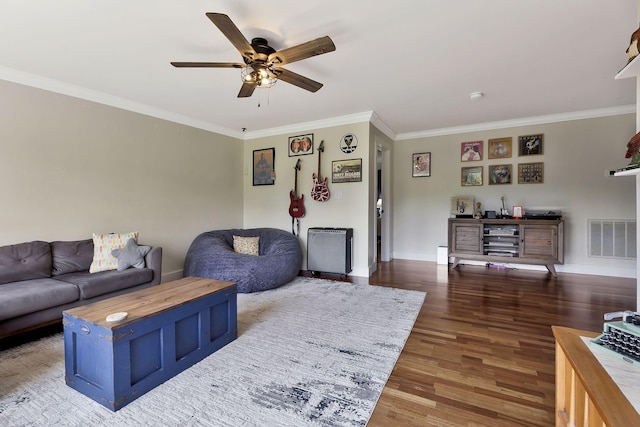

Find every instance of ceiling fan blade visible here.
[275,68,323,93]
[268,36,335,66]
[206,13,256,60]
[238,82,257,98]
[171,62,244,68]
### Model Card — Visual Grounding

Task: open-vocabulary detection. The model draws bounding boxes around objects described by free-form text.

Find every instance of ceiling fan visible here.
[171,13,336,98]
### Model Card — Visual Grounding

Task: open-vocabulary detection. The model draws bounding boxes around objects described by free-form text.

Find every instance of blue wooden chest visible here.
[63,276,237,411]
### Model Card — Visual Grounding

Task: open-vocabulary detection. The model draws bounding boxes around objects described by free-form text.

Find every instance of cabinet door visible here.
[450,222,483,254]
[520,224,557,260]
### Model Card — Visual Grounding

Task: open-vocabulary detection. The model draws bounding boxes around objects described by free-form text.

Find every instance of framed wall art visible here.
[518,134,543,156]
[412,152,431,177]
[339,133,358,153]
[512,206,523,218]
[450,196,474,216]
[518,162,544,183]
[332,158,362,183]
[253,147,275,186]
[461,141,483,162]
[288,133,314,156]
[461,166,483,186]
[488,137,512,159]
[488,164,512,185]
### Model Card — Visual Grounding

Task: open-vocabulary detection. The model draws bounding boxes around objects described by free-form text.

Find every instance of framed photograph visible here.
[461,141,483,162]
[253,147,275,186]
[412,152,431,177]
[518,134,543,156]
[288,133,314,156]
[332,158,362,183]
[518,162,544,184]
[450,196,474,216]
[488,164,512,185]
[488,137,512,159]
[512,206,523,218]
[461,166,483,186]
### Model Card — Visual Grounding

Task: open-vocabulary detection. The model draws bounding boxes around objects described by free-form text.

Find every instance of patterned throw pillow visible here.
[89,232,138,273]
[233,235,259,256]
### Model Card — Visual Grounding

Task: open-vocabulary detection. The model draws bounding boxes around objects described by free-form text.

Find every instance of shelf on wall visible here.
[615,55,640,79]
[613,167,640,176]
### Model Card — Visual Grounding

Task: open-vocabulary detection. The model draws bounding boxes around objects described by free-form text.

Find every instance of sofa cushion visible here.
[89,232,138,273]
[51,239,94,276]
[0,241,52,285]
[54,268,153,299]
[0,278,79,321]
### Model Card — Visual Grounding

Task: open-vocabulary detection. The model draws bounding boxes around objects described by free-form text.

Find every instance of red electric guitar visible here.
[311,140,330,202]
[289,159,305,218]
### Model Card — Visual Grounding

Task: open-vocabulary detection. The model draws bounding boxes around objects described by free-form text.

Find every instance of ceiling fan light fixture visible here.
[241,65,277,88]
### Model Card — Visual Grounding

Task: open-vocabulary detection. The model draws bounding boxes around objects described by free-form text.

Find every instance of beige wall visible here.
[243,122,372,276]
[391,114,637,277]
[2,79,636,280]
[0,80,244,280]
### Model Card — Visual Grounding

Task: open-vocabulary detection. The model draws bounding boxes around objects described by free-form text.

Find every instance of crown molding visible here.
[394,105,637,140]
[3,66,634,142]
[369,112,396,140]
[243,111,375,139]
[0,66,243,139]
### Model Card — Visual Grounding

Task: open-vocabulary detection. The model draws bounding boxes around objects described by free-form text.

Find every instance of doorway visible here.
[376,144,391,263]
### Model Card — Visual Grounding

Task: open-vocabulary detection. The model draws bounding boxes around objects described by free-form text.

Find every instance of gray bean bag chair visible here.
[183,228,303,293]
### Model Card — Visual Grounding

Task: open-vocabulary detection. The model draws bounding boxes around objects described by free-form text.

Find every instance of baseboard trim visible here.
[161,270,184,283]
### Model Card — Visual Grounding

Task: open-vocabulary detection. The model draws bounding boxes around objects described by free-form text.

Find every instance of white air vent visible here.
[588,220,636,259]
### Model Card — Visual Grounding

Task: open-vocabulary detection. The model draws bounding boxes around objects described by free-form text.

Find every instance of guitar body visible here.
[289,159,305,218]
[311,140,330,202]
[311,173,330,202]
[289,191,305,217]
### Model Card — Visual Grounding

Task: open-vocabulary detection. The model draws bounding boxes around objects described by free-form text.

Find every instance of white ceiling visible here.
[0,1,636,140]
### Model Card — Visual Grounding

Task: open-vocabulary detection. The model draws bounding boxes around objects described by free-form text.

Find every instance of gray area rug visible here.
[0,277,425,427]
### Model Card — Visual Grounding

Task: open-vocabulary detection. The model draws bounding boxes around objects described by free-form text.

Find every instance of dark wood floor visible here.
[359,260,636,427]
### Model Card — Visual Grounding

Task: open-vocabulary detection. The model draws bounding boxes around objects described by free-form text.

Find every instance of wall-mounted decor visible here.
[461,141,483,161]
[288,134,314,156]
[339,133,358,153]
[461,166,483,186]
[450,196,474,216]
[518,134,543,156]
[488,164,512,185]
[253,147,275,186]
[412,152,431,177]
[332,158,362,183]
[488,137,512,159]
[518,162,544,183]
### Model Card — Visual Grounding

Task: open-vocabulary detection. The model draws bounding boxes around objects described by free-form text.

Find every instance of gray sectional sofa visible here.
[0,239,162,339]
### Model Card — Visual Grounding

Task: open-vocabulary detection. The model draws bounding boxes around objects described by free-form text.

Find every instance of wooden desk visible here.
[553,326,640,426]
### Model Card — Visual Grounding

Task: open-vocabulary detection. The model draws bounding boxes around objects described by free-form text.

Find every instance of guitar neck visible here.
[293,159,301,197]
[316,141,324,178]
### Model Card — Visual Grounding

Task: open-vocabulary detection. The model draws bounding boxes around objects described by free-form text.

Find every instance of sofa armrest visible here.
[145,246,162,285]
